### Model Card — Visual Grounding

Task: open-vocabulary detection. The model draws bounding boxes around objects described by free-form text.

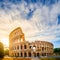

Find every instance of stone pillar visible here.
[23,52,24,57]
[31,51,34,57]
[19,52,20,57]
[27,52,28,57]
[16,52,17,57]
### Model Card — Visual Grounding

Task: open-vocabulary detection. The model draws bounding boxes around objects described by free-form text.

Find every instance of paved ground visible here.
[2,56,60,60]
[31,57,40,60]
[2,57,40,60]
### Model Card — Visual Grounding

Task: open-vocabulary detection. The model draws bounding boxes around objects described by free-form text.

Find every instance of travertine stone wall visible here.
[9,27,53,57]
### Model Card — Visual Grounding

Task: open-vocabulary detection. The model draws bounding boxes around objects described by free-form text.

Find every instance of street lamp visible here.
[32,45,36,57]
[32,46,36,52]
[31,45,40,60]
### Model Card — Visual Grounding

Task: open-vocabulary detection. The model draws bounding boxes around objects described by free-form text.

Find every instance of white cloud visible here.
[0,1,60,47]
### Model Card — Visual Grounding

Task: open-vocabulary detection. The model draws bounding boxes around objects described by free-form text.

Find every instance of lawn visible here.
[40,58,60,60]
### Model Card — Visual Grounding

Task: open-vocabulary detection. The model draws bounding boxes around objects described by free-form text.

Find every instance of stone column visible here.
[27,52,28,57]
[19,52,21,57]
[31,51,34,57]
[23,52,24,57]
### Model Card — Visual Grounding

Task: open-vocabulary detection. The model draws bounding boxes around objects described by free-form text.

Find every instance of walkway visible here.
[31,57,40,60]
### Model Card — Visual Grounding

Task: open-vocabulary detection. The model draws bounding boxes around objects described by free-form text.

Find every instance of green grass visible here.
[40,58,60,60]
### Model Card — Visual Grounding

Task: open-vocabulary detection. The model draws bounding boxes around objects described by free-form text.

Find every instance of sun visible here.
[1,38,9,47]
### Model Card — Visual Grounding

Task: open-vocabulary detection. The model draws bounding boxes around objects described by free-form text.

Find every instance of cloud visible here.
[0,0,60,47]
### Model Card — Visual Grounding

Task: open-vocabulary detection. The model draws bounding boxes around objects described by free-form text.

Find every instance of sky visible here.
[0,0,60,48]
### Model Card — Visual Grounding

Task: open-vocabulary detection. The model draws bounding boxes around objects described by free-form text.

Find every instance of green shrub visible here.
[0,42,4,58]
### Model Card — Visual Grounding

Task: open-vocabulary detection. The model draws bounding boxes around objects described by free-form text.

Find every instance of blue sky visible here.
[0,0,60,48]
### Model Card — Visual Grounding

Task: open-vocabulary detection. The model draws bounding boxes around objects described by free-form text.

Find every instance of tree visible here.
[4,49,9,56]
[54,48,60,55]
[0,42,4,58]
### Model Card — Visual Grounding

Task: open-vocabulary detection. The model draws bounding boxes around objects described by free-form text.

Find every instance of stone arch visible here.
[24,44,27,49]
[33,52,36,57]
[21,52,23,57]
[28,52,31,57]
[37,53,40,57]
[24,52,27,57]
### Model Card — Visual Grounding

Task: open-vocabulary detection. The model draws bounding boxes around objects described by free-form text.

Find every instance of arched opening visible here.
[14,53,16,57]
[24,45,27,49]
[17,46,19,50]
[42,47,44,51]
[28,52,31,57]
[24,52,27,57]
[21,45,22,49]
[21,52,23,57]
[33,52,36,57]
[17,53,19,57]
[37,53,40,57]
[42,53,45,56]
[29,46,31,49]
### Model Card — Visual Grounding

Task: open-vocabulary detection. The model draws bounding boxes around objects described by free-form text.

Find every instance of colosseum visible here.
[9,27,53,57]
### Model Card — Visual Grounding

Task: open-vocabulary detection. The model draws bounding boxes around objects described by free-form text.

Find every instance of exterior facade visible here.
[9,27,53,57]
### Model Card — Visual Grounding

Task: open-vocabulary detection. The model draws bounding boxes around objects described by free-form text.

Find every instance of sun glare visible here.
[1,38,9,47]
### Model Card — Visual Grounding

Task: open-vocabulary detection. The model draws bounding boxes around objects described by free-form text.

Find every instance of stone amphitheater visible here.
[9,27,53,57]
